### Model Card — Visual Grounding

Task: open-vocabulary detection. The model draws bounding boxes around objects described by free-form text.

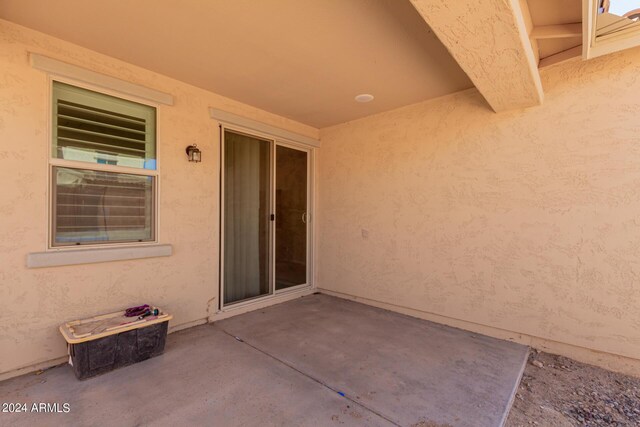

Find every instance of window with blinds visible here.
[51,81,157,247]
[53,81,156,169]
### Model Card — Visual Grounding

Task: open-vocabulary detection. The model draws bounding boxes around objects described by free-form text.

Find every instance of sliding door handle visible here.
[302,212,307,224]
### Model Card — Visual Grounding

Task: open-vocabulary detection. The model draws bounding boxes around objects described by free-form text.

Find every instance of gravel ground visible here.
[506,350,640,426]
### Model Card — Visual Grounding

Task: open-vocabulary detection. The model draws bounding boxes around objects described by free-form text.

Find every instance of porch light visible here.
[185,145,201,162]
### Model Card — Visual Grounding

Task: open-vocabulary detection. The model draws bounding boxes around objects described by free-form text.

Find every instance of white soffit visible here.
[30,53,174,105]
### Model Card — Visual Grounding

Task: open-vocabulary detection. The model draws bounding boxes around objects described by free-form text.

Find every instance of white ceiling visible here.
[0,0,472,128]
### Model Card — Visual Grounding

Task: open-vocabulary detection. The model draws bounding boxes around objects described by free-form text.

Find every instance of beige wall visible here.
[0,20,317,379]
[318,48,640,374]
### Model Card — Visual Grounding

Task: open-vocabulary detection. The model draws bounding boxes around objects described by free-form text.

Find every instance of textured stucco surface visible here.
[317,48,640,370]
[0,19,317,377]
[410,0,543,112]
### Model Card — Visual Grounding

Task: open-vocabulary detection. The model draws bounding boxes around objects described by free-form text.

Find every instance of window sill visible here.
[26,244,172,268]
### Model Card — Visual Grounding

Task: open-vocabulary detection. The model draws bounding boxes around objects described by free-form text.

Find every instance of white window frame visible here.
[583,0,640,59]
[47,75,161,250]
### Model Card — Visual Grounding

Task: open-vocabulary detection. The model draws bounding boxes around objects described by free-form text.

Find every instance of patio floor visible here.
[0,294,528,427]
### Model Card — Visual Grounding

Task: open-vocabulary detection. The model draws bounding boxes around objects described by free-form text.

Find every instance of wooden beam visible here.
[409,0,543,112]
[539,45,582,68]
[531,23,582,39]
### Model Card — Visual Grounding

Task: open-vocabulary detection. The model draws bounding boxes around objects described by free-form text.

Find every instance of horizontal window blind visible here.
[53,167,154,245]
[53,81,156,170]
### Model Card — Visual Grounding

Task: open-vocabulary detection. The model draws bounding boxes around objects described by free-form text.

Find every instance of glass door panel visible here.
[223,130,271,304]
[275,145,308,290]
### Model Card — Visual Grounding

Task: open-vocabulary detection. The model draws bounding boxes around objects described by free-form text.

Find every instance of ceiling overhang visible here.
[0,0,474,128]
[410,0,544,112]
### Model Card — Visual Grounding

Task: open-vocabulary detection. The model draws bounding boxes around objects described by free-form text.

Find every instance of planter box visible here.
[59,307,172,380]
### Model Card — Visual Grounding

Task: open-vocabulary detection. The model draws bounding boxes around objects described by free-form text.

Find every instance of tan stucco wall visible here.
[0,20,317,378]
[317,48,640,374]
[3,16,640,380]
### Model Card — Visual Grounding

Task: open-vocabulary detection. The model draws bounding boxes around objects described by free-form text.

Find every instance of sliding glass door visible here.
[223,131,271,304]
[275,145,308,290]
[222,129,311,306]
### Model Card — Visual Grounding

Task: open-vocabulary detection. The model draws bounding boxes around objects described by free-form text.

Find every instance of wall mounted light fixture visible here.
[186,145,202,162]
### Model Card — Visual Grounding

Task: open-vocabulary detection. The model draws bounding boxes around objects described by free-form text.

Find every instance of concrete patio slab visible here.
[0,325,391,427]
[0,294,527,427]
[218,294,529,427]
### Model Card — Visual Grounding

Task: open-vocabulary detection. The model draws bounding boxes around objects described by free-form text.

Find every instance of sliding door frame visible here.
[219,124,315,312]
[273,140,313,295]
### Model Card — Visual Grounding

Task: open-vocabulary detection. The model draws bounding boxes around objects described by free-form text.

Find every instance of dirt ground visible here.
[506,350,640,426]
